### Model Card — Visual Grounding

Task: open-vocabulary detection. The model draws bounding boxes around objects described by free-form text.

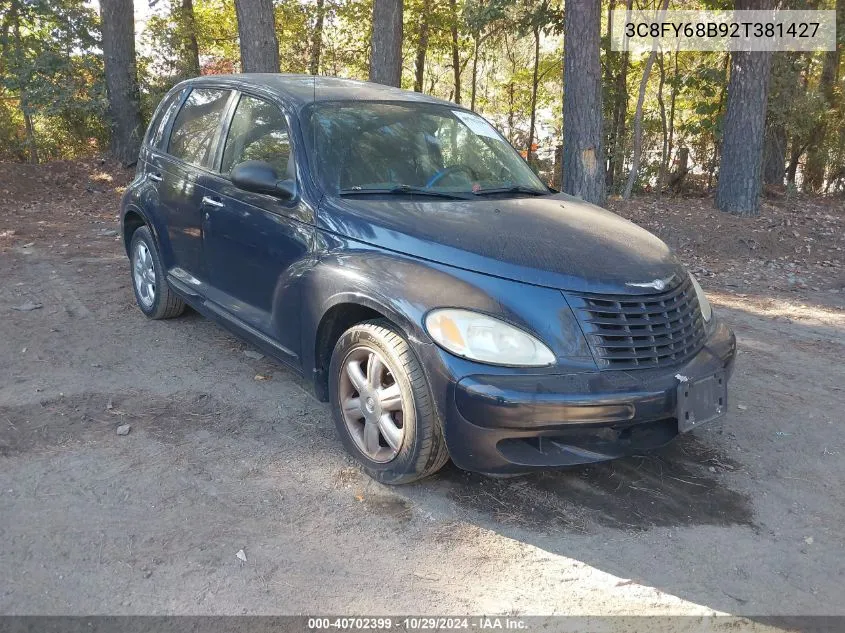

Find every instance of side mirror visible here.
[231,160,296,200]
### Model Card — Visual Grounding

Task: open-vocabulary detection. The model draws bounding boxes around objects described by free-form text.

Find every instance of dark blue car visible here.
[121,74,736,484]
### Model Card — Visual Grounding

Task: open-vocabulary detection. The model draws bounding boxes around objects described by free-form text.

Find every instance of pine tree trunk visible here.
[369,0,403,87]
[562,0,606,205]
[234,0,280,73]
[608,0,633,193]
[603,0,615,187]
[99,0,143,166]
[716,40,772,214]
[181,0,200,76]
[309,0,325,75]
[413,0,430,92]
[449,0,461,104]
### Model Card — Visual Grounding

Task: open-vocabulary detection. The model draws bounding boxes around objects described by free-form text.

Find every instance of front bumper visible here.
[421,320,736,475]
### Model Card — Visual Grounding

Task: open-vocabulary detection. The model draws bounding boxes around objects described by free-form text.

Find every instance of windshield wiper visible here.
[339,185,474,200]
[472,185,549,197]
[338,185,472,199]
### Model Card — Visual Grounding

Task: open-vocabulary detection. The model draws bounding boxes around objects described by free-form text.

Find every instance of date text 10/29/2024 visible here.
[307,617,528,630]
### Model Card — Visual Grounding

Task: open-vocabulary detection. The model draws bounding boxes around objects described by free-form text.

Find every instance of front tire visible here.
[329,320,449,484]
[129,226,185,319]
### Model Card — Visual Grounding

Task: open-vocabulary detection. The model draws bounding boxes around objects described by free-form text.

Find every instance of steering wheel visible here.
[426,165,478,188]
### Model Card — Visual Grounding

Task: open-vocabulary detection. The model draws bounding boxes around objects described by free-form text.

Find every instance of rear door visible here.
[200,92,313,362]
[151,87,234,281]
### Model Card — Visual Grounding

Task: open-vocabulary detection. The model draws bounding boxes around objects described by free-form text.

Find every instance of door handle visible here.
[149,173,162,182]
[201,196,225,208]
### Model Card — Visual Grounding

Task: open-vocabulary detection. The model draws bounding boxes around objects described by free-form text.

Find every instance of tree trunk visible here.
[234,0,280,73]
[413,0,430,92]
[100,0,143,166]
[708,53,730,190]
[181,0,201,76]
[621,47,657,199]
[668,146,689,191]
[716,1,773,216]
[666,49,679,180]
[803,0,842,192]
[507,82,515,143]
[608,0,634,192]
[470,35,480,110]
[369,0,403,86]
[786,137,804,187]
[603,0,615,186]
[622,0,668,200]
[562,0,606,205]
[763,123,786,186]
[448,0,461,104]
[657,53,668,193]
[309,0,325,75]
[526,24,540,164]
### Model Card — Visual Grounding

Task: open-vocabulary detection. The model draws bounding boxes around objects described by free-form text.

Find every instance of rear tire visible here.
[329,320,449,484]
[129,226,185,320]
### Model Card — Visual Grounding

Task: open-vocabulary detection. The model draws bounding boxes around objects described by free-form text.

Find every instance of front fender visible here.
[298,232,596,386]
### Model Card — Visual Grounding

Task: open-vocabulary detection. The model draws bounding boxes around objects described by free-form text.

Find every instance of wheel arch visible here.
[121,204,165,258]
[309,293,427,402]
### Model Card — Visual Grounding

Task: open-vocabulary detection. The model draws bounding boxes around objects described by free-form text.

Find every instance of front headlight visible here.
[689,273,712,322]
[425,309,556,367]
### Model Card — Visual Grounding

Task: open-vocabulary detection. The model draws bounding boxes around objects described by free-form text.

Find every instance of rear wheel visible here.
[129,226,185,319]
[329,320,449,484]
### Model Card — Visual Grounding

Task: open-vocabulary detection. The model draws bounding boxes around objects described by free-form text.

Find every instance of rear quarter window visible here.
[145,89,186,150]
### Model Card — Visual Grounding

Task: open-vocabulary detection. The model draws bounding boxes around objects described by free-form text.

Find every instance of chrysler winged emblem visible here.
[626,274,675,291]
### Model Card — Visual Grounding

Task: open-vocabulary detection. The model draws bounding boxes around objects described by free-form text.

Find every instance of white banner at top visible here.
[611,10,837,53]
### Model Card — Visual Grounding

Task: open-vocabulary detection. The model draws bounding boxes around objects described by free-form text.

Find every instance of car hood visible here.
[318,193,687,294]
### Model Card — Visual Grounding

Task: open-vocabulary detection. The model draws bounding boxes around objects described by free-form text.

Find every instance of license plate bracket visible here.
[677,370,727,433]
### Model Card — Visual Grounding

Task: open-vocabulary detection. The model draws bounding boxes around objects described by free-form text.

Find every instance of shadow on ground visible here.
[429,435,753,533]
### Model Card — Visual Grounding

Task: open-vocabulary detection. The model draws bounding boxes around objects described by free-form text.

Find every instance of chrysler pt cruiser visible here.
[120,74,736,484]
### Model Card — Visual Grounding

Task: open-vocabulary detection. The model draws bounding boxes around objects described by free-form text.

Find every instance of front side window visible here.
[221,95,293,178]
[167,88,231,167]
[302,102,547,196]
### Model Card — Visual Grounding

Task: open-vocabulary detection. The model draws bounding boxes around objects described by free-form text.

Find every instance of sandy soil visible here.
[0,160,844,620]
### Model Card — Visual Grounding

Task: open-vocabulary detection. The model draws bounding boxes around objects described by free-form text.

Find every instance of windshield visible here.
[302,101,548,196]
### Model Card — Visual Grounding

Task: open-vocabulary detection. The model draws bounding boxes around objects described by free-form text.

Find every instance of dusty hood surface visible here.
[319,192,687,294]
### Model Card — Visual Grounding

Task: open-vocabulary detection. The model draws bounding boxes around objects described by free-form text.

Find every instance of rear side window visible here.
[168,88,231,167]
[146,89,185,150]
[221,95,293,178]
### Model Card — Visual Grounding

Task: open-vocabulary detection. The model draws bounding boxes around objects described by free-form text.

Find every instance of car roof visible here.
[179,73,459,111]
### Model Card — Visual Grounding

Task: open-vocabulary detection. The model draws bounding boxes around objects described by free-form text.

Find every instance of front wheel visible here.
[329,320,449,484]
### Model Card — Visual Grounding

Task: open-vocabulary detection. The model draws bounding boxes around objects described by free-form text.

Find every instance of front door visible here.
[201,93,313,363]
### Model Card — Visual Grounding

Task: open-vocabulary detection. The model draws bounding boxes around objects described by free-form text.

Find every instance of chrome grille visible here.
[568,276,706,369]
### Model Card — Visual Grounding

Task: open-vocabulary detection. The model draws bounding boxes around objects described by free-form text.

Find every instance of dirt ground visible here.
[1,159,844,620]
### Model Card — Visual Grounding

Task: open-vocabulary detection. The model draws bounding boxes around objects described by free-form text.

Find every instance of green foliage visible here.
[0,0,107,161]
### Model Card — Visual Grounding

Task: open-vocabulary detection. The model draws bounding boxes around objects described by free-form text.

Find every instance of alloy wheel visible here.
[338,347,406,463]
[133,241,156,308]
